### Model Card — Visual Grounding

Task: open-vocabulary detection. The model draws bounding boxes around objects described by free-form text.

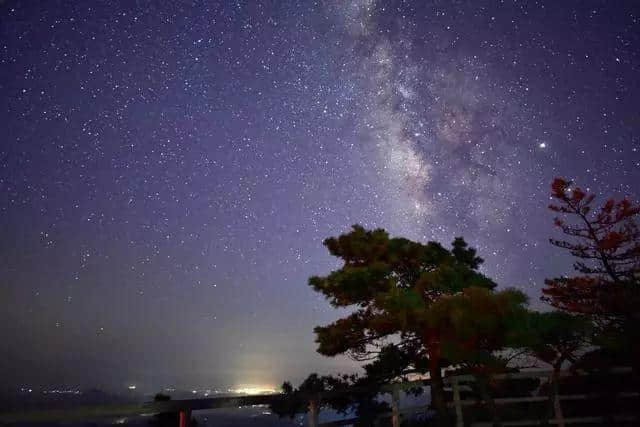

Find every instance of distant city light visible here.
[231,386,277,395]
[539,142,547,148]
[128,385,136,390]
[42,389,81,395]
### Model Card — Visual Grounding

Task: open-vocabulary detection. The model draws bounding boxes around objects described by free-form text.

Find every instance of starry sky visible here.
[2,0,639,393]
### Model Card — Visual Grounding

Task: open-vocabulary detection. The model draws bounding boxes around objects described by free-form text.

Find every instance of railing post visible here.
[178,409,191,427]
[452,378,464,427]
[391,386,400,427]
[550,373,565,427]
[308,398,319,427]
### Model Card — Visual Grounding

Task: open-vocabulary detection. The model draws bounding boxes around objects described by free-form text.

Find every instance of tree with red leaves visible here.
[542,177,640,360]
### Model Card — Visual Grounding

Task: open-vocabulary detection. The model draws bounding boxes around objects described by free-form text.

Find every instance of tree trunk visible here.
[429,355,450,427]
[549,368,565,427]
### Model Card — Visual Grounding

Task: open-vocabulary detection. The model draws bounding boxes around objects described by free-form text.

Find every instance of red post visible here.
[178,409,191,427]
[308,399,319,427]
[391,387,400,427]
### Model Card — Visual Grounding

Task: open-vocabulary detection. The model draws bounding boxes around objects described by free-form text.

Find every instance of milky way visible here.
[1,1,639,391]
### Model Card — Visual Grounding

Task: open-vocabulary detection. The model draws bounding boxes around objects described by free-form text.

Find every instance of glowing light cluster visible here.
[230,386,277,395]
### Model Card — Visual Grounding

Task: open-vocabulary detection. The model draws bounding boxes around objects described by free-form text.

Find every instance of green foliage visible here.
[363,344,413,382]
[524,311,590,368]
[275,211,640,425]
[270,372,389,424]
[425,287,530,371]
[311,225,496,362]
[309,225,502,425]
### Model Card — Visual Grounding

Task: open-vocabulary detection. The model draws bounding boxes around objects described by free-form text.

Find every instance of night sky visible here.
[2,1,639,393]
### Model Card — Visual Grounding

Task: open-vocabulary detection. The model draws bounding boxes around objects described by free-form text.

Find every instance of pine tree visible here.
[542,177,640,362]
[309,225,496,424]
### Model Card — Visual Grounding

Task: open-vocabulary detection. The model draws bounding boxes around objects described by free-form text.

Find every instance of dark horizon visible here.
[2,0,639,393]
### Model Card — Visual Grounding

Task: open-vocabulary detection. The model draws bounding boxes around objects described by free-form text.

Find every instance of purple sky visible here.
[1,0,639,392]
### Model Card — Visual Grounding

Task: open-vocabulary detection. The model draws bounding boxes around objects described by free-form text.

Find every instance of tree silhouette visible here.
[526,311,589,373]
[309,225,496,424]
[426,287,530,426]
[525,311,591,422]
[426,287,529,372]
[542,177,640,363]
[270,373,388,426]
